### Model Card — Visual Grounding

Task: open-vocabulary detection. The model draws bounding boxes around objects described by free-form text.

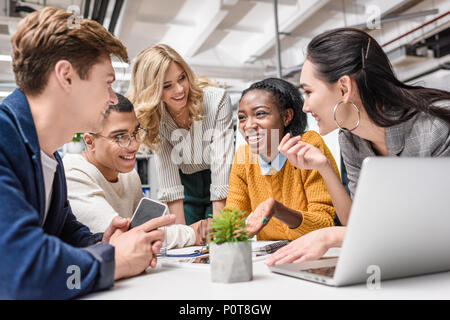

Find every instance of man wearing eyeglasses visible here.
[63,94,209,248]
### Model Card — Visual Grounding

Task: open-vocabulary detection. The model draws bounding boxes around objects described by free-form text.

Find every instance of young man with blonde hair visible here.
[0,7,174,299]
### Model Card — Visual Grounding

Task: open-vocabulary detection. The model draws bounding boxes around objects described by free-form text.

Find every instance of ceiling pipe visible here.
[273,0,282,78]
[108,0,124,34]
[92,0,109,25]
[264,63,303,78]
[91,0,101,20]
[382,10,449,47]
[349,9,439,30]
[97,0,109,25]
[266,10,449,79]
[83,0,91,18]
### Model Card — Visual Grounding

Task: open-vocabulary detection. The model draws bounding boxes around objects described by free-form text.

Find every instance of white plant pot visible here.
[210,241,253,283]
[66,141,85,154]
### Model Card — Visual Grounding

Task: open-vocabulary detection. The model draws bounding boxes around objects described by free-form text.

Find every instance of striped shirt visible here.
[156,86,234,202]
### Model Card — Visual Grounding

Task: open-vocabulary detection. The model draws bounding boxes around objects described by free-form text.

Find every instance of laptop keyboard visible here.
[304,266,336,278]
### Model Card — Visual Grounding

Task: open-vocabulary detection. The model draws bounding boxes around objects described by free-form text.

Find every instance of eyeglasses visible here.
[92,128,148,148]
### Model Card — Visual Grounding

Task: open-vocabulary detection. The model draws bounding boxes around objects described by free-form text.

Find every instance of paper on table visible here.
[161,245,265,268]
[166,242,289,255]
[163,246,206,257]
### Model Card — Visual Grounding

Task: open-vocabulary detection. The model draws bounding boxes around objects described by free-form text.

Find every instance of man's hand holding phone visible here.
[109,214,176,281]
[102,216,130,243]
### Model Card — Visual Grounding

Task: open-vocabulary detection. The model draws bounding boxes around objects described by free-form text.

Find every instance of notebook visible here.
[160,241,289,268]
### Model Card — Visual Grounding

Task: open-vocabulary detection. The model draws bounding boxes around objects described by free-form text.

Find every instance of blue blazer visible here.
[0,89,114,299]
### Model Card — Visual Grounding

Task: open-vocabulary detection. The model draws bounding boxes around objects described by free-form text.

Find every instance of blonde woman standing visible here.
[127,44,234,225]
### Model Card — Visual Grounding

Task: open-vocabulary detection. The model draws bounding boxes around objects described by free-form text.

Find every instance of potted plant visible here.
[66,133,85,154]
[208,208,253,283]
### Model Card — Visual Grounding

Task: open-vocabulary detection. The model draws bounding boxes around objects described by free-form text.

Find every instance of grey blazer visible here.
[339,109,450,198]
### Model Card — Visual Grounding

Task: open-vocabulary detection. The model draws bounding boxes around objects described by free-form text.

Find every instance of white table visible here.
[84,248,450,300]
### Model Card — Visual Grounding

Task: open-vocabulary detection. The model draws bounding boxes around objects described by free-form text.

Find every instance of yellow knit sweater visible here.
[226,130,339,241]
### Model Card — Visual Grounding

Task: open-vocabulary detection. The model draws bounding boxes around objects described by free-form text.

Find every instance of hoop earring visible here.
[333,101,361,132]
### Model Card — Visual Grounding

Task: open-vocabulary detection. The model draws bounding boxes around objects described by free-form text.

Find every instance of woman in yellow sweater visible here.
[226,78,339,240]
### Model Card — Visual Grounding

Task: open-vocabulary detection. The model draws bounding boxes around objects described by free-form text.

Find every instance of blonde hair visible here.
[127,44,208,151]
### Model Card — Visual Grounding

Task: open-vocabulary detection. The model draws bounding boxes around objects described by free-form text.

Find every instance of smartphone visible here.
[129,197,168,230]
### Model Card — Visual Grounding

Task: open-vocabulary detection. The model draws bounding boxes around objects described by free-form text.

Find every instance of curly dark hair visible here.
[106,93,134,116]
[240,77,307,136]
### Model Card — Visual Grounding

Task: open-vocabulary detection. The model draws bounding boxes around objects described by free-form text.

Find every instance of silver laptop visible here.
[269,157,450,286]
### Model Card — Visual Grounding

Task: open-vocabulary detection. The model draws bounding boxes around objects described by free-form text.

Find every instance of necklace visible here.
[170,109,191,130]
[175,117,191,130]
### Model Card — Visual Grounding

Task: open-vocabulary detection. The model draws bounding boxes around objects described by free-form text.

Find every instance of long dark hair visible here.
[240,77,307,136]
[306,28,450,126]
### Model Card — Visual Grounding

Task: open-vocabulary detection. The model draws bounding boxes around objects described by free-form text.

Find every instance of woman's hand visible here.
[278,133,329,171]
[264,226,346,266]
[246,198,278,237]
[190,218,211,245]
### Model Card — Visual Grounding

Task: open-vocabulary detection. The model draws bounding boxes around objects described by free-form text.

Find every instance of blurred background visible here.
[0,0,448,196]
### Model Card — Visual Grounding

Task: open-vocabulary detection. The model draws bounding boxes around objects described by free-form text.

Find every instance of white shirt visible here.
[63,154,195,249]
[257,152,287,175]
[40,150,58,225]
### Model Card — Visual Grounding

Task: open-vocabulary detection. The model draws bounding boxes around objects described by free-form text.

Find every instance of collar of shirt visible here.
[160,105,183,133]
[258,152,287,175]
[353,111,417,157]
[384,116,416,155]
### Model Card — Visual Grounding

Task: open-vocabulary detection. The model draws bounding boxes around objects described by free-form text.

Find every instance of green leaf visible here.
[72,133,83,142]
[208,208,250,244]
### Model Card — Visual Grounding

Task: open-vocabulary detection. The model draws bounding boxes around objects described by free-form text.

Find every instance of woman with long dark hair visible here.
[266,28,450,265]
